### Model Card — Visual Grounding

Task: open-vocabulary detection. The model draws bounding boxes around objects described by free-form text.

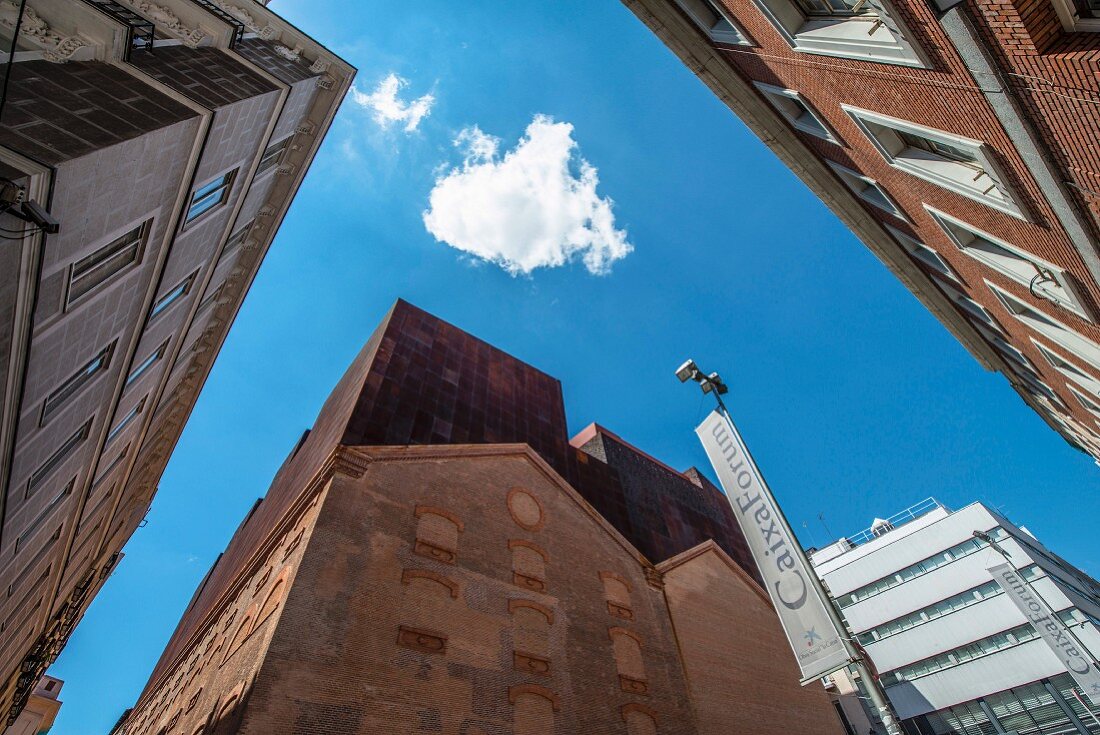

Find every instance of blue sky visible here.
[49,1,1099,732]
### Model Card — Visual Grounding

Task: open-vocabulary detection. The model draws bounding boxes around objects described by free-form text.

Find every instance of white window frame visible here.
[883,223,958,282]
[988,281,1100,374]
[746,0,927,67]
[842,107,1025,219]
[1067,383,1100,419]
[825,160,907,220]
[927,207,1091,320]
[753,82,840,142]
[1031,339,1100,398]
[936,276,1004,334]
[674,0,754,45]
[1049,0,1100,32]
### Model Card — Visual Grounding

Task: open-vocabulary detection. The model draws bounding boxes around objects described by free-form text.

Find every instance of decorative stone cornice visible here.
[0,2,89,63]
[129,1,207,47]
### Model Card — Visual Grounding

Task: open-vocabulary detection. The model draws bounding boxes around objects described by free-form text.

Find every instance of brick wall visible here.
[122,445,844,735]
[656,0,1100,436]
[660,542,847,735]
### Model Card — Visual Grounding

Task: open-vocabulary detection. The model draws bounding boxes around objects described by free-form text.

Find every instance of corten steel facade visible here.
[0,0,352,724]
[114,300,842,735]
[621,0,1100,459]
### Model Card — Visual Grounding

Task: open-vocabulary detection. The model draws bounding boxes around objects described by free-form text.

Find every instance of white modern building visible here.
[811,499,1100,735]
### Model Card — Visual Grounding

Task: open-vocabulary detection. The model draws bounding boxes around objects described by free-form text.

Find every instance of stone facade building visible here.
[0,0,352,723]
[621,0,1100,459]
[114,300,843,735]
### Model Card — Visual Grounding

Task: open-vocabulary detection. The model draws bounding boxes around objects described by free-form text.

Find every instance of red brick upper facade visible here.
[622,0,1100,458]
[119,445,842,735]
[112,301,825,734]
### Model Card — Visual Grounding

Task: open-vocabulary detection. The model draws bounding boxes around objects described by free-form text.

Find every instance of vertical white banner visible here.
[989,563,1100,703]
[696,410,853,683]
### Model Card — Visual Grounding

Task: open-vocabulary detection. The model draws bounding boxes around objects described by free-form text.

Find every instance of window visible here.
[27,420,91,497]
[223,220,253,257]
[674,0,752,44]
[843,108,1024,218]
[197,283,223,315]
[880,623,1038,685]
[107,396,146,445]
[15,478,75,553]
[1069,384,1100,418]
[185,171,235,224]
[1032,340,1100,398]
[746,0,924,66]
[884,224,958,282]
[836,527,1007,607]
[67,221,149,306]
[41,343,114,424]
[856,569,1040,644]
[933,277,1005,336]
[1050,0,1100,31]
[149,272,197,321]
[825,161,906,219]
[126,341,168,387]
[753,82,838,142]
[989,282,1100,373]
[256,137,291,176]
[928,208,1089,318]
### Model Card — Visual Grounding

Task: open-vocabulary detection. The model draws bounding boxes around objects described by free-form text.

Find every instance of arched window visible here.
[608,627,648,695]
[256,571,289,627]
[282,527,305,561]
[509,685,559,735]
[600,571,634,621]
[223,607,256,663]
[399,568,458,650]
[622,703,659,735]
[509,540,548,593]
[414,505,463,563]
[509,599,553,675]
[253,567,271,593]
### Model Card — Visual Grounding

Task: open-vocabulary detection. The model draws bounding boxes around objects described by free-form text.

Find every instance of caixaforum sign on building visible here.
[696,410,855,683]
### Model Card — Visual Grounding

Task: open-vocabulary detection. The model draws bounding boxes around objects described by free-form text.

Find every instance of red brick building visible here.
[621,0,1100,458]
[113,300,842,735]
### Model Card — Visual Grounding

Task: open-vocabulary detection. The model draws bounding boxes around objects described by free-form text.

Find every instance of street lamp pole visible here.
[676,359,904,735]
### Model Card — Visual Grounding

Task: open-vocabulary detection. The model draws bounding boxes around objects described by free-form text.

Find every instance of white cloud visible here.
[351,73,434,132]
[422,115,632,276]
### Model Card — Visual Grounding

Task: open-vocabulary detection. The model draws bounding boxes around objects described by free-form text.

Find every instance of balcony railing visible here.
[79,0,155,58]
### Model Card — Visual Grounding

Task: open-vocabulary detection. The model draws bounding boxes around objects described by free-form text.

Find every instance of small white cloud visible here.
[351,73,434,132]
[422,115,632,276]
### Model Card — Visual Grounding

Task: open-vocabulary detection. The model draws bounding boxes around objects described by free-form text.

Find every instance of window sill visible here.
[890,156,1027,220]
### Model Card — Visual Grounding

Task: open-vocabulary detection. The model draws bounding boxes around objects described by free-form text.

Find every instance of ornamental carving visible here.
[607,600,634,621]
[397,625,446,655]
[208,0,260,32]
[513,651,551,677]
[309,57,329,74]
[273,43,300,61]
[132,1,207,47]
[414,539,455,564]
[0,3,89,63]
[513,572,546,594]
[619,674,649,695]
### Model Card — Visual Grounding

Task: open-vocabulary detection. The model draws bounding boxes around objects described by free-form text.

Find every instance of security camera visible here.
[21,200,59,234]
[708,373,729,395]
[675,359,698,383]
